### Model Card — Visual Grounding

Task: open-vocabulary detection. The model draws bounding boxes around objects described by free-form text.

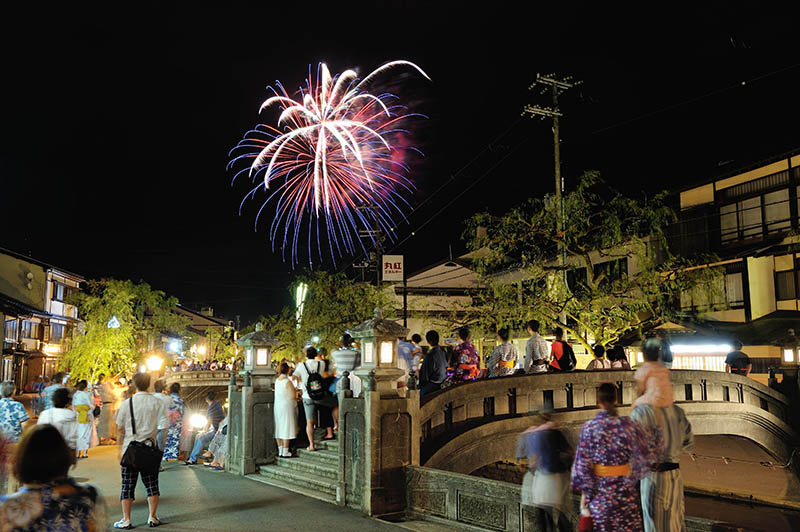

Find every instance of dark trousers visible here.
[419,382,441,397]
[536,506,569,532]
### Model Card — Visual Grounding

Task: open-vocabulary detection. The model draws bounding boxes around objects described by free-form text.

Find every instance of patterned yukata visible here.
[570,410,662,532]
[0,478,106,532]
[453,341,480,381]
[0,398,29,443]
[162,392,184,460]
[488,343,517,378]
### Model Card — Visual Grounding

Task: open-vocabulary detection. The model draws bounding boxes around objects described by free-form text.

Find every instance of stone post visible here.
[340,307,417,516]
[228,329,279,475]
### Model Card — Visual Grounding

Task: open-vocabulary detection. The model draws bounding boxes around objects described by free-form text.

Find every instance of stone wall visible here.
[407,465,724,532]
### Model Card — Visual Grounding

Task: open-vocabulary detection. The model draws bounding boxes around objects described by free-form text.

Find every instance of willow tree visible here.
[62,279,190,381]
[257,270,394,362]
[465,172,719,351]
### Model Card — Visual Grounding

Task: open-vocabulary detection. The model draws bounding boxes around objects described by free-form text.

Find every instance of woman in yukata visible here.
[570,382,662,532]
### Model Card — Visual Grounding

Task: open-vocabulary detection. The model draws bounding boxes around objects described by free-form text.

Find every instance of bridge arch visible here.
[418,370,797,474]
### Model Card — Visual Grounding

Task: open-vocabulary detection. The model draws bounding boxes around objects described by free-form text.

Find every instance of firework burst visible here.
[229,60,429,267]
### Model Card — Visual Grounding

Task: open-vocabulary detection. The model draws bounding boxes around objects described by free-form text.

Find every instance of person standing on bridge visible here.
[631,339,694,532]
[725,340,752,377]
[571,382,662,532]
[419,330,449,397]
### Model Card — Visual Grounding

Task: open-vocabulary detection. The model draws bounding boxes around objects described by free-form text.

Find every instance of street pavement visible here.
[73,446,400,532]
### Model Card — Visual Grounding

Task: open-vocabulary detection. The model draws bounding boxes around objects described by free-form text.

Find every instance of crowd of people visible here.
[517,338,694,532]
[166,359,240,373]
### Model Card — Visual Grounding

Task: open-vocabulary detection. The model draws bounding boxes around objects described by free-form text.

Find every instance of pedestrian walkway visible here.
[72,446,399,531]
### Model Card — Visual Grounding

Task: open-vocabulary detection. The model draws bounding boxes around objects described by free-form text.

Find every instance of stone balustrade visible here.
[418,370,796,471]
[163,370,242,388]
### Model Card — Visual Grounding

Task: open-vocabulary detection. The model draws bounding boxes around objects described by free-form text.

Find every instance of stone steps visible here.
[246,437,340,504]
[275,456,338,480]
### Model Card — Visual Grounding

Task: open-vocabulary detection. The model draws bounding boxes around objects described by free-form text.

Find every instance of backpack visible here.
[559,341,577,371]
[303,361,326,401]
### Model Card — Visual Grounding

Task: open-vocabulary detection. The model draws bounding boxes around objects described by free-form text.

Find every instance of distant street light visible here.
[146,355,164,372]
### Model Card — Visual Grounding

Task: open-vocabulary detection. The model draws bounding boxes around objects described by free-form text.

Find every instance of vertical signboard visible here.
[382,255,404,282]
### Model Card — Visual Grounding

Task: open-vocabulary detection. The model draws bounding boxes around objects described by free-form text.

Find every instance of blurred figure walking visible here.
[517,408,571,532]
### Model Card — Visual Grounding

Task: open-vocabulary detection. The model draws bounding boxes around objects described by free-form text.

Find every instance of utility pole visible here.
[522,73,581,327]
[356,204,383,288]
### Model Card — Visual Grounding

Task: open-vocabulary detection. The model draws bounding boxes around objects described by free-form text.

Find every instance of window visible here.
[681,262,744,310]
[593,258,628,286]
[776,269,798,301]
[50,323,65,343]
[20,321,40,339]
[4,320,17,343]
[51,282,76,303]
[566,267,587,294]
[720,187,792,244]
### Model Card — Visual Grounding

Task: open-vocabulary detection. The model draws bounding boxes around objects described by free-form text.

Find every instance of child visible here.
[632,339,673,408]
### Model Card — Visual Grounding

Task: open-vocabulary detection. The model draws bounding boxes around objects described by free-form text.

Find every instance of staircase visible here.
[247,437,340,504]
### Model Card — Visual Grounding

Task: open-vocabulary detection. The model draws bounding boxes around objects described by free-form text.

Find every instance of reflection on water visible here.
[687,493,800,532]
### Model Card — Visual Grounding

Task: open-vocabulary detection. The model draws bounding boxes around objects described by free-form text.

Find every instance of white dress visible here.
[72,390,95,451]
[273,377,298,440]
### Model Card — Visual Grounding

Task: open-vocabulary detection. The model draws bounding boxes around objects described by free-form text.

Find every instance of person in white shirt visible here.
[294,346,337,451]
[38,387,78,451]
[586,344,612,371]
[113,373,169,529]
[153,381,175,450]
[525,320,549,374]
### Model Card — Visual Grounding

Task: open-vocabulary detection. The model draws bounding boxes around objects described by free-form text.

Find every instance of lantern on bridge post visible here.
[236,323,279,391]
[351,307,409,395]
[779,328,800,394]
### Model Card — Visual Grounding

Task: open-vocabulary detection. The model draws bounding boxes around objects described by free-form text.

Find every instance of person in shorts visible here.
[294,347,337,450]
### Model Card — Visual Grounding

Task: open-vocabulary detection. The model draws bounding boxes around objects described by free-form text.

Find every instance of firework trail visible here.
[229,60,429,267]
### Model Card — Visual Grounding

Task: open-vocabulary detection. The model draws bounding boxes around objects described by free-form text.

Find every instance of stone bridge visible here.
[163,370,242,407]
[228,365,800,529]
[418,370,797,474]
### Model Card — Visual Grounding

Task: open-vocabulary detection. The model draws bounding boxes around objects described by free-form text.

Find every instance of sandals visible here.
[113,520,135,529]
[148,517,163,527]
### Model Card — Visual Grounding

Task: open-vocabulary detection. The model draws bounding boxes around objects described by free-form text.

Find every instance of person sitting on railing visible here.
[585,345,611,371]
[632,342,674,409]
[608,346,632,370]
[453,327,480,382]
[488,328,518,378]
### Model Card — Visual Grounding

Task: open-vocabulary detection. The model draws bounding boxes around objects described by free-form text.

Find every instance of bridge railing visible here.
[163,370,241,387]
[418,369,790,464]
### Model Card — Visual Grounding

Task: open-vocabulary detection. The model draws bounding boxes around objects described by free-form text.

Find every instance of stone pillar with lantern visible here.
[339,308,420,515]
[228,324,278,475]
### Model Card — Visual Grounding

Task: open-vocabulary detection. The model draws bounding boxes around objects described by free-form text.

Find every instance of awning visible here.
[0,294,52,319]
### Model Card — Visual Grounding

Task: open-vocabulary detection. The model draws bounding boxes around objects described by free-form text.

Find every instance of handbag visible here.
[120,396,163,473]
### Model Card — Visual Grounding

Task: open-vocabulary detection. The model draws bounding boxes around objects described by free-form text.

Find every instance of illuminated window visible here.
[256,348,268,366]
[380,341,393,364]
[784,349,795,363]
[245,348,253,367]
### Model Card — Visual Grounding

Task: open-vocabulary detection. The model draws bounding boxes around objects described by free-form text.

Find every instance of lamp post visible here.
[350,307,409,396]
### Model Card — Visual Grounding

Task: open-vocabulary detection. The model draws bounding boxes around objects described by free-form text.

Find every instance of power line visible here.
[590,61,800,135]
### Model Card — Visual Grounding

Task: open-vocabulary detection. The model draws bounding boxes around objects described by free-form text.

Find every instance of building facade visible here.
[0,247,83,390]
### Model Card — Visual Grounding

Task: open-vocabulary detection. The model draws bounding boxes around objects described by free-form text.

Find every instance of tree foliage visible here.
[62,279,190,381]
[256,270,394,362]
[465,172,720,350]
[205,326,238,363]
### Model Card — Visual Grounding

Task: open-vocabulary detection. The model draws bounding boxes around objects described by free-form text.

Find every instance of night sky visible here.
[1,4,798,324]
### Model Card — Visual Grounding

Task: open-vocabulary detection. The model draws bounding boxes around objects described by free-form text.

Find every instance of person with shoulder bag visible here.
[113,372,169,529]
